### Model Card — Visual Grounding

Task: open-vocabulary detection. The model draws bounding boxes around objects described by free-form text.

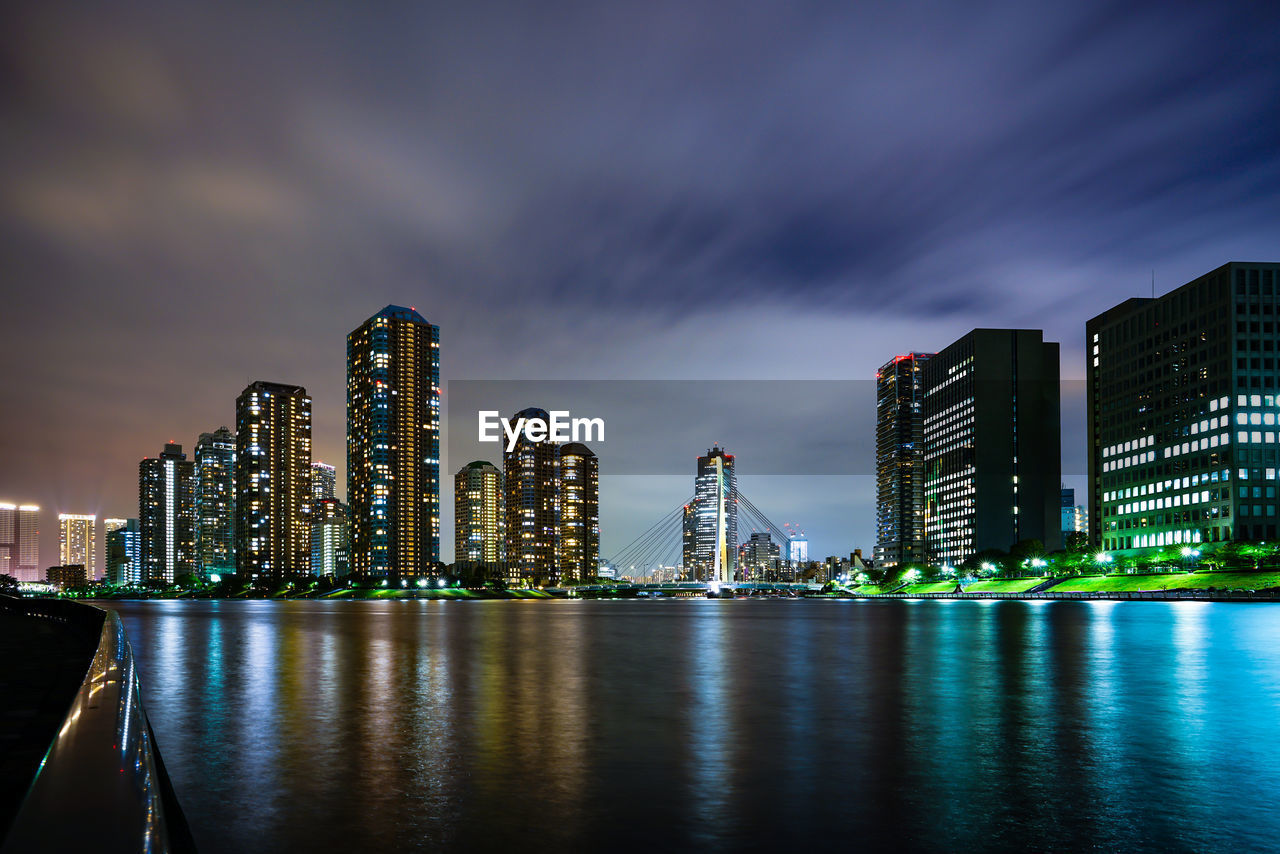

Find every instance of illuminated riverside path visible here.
[108,599,1280,853]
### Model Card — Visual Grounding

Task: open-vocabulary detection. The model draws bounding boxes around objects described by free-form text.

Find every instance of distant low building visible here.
[46,564,86,587]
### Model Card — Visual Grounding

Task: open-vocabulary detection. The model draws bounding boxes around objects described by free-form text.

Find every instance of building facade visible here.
[196,426,236,575]
[312,461,337,502]
[688,445,737,582]
[739,531,780,580]
[105,518,140,586]
[310,498,349,577]
[0,503,40,582]
[347,306,441,577]
[236,381,312,580]
[58,514,96,580]
[503,408,561,584]
[455,461,503,566]
[874,353,934,569]
[557,443,599,583]
[921,329,1061,566]
[1088,262,1280,551]
[139,443,198,583]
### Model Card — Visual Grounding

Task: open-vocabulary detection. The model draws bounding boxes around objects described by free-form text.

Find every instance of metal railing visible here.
[0,597,196,853]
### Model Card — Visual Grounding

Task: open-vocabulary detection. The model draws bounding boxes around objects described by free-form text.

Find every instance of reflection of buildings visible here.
[196,426,237,575]
[140,443,197,583]
[347,305,441,576]
[236,381,312,580]
[1088,262,1280,550]
[0,503,40,582]
[106,518,141,585]
[455,461,503,566]
[688,445,737,582]
[922,329,1061,565]
[875,353,933,569]
[58,513,96,580]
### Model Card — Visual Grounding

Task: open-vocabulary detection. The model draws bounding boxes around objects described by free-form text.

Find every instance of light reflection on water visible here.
[108,599,1280,853]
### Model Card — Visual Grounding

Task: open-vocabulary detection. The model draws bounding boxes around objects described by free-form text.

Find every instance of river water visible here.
[107,598,1280,852]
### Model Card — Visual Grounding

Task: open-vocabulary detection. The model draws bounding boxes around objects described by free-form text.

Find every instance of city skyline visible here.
[3,3,1280,571]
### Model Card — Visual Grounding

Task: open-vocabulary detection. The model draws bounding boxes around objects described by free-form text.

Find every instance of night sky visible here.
[2,1,1278,569]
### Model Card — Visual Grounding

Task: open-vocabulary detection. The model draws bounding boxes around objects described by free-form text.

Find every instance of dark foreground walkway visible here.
[0,604,100,837]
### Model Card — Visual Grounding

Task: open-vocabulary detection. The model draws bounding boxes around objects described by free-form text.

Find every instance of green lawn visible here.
[899,582,961,594]
[961,577,1049,593]
[1050,570,1280,592]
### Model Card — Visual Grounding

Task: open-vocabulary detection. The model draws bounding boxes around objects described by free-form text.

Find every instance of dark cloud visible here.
[1,0,1278,564]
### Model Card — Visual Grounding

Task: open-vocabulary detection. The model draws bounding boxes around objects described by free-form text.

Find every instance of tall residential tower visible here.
[235,382,312,580]
[196,426,236,575]
[0,503,40,582]
[58,514,96,580]
[455,461,503,566]
[874,353,934,569]
[347,306,441,576]
[139,443,198,583]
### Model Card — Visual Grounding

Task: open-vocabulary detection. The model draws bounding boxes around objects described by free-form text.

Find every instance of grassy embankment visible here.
[850,571,1280,595]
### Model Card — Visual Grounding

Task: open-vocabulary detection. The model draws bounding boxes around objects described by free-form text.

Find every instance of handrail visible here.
[1,598,196,853]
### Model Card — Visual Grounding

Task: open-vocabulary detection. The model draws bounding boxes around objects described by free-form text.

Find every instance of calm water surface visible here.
[107,599,1280,852]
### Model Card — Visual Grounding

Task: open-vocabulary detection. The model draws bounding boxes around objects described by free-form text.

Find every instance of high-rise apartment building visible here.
[503,408,561,584]
[688,445,737,582]
[139,443,198,583]
[0,503,40,582]
[58,514,97,580]
[455,461,503,566]
[310,498,349,577]
[921,329,1061,566]
[874,353,934,569]
[347,306,441,576]
[312,462,337,502]
[739,531,780,580]
[1088,262,1280,550]
[196,426,236,575]
[557,443,599,582]
[236,381,312,580]
[105,518,140,585]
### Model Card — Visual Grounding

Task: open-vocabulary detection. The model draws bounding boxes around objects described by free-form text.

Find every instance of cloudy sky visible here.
[2,0,1278,568]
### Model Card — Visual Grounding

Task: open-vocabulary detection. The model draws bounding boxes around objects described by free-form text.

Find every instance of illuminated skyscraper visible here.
[58,514,97,580]
[310,498,349,577]
[455,461,503,566]
[739,531,780,580]
[681,503,696,578]
[105,518,140,586]
[236,381,312,580]
[690,445,737,582]
[557,443,599,582]
[347,306,441,577]
[874,352,934,569]
[1088,262,1280,551]
[196,426,236,575]
[139,443,198,583]
[503,408,560,584]
[312,461,337,502]
[922,329,1061,565]
[0,503,40,582]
